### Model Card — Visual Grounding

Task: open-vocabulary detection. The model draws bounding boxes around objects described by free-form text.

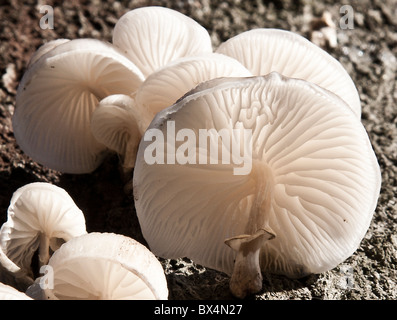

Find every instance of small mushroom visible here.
[0,283,32,300]
[216,28,361,118]
[13,38,144,173]
[133,73,381,298]
[112,6,213,78]
[39,232,168,300]
[90,94,146,176]
[0,182,87,278]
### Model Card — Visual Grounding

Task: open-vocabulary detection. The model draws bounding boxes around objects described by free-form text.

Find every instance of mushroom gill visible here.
[133,73,381,298]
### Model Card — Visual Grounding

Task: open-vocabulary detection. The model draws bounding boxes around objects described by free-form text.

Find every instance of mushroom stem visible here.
[225,228,275,298]
[129,99,154,135]
[119,98,149,170]
[225,163,276,298]
[247,163,274,233]
[38,233,50,267]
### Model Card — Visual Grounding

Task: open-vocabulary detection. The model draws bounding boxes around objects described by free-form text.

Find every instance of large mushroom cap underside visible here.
[13,39,144,174]
[133,73,381,279]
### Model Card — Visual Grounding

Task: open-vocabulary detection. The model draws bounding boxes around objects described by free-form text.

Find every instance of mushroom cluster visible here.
[0,183,168,300]
[12,6,261,178]
[5,6,381,299]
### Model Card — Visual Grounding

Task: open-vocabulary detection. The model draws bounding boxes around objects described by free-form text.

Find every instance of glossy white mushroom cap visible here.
[216,29,361,118]
[42,232,168,300]
[0,283,32,300]
[133,73,381,297]
[113,6,213,78]
[135,53,253,124]
[13,38,144,173]
[0,182,87,276]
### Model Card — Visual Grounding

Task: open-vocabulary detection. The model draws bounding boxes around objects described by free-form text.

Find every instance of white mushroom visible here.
[1,245,34,290]
[90,94,146,175]
[0,182,87,278]
[40,232,168,300]
[135,53,253,124]
[133,73,381,298]
[216,28,361,118]
[13,38,144,173]
[27,39,70,67]
[90,53,252,175]
[112,6,213,78]
[0,283,32,300]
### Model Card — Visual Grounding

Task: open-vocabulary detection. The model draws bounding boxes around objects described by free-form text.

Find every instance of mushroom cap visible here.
[90,94,140,155]
[216,28,361,118]
[112,6,213,78]
[90,94,143,170]
[27,39,70,67]
[42,232,168,300]
[135,53,253,121]
[13,38,144,173]
[133,73,381,278]
[0,182,87,275]
[0,283,32,300]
